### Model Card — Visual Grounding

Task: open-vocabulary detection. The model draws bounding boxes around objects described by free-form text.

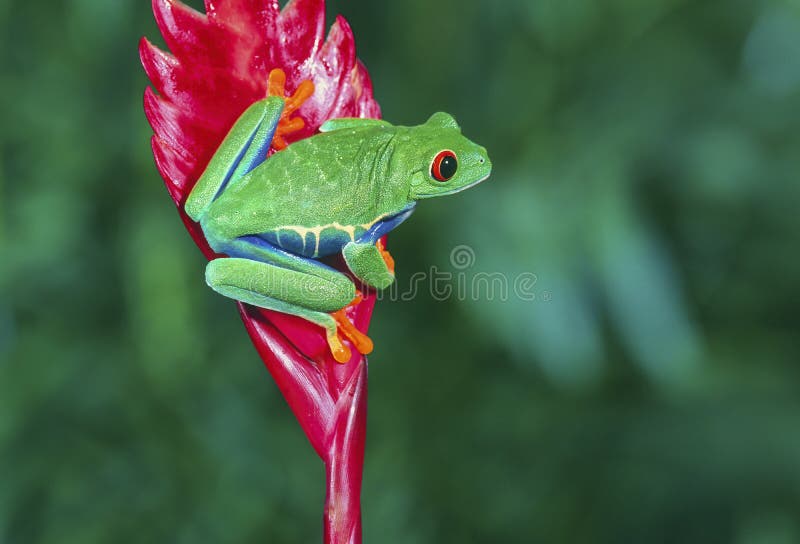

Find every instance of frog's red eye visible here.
[431,150,458,182]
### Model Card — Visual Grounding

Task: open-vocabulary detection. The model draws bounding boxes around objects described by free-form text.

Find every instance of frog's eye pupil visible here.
[431,150,458,182]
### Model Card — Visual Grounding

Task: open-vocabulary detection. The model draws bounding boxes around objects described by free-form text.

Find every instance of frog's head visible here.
[403,112,492,200]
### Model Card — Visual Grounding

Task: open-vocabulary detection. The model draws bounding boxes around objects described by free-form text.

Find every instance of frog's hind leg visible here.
[207,237,370,363]
[185,97,284,222]
[206,257,356,361]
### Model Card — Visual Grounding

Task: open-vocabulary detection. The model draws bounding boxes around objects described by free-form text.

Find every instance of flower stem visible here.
[324,459,362,544]
[324,360,367,544]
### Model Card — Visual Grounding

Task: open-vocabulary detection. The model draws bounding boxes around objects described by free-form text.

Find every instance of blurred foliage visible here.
[2,0,800,542]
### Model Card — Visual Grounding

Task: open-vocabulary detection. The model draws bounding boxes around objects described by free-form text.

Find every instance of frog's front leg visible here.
[185,96,284,222]
[342,240,395,290]
[185,68,313,222]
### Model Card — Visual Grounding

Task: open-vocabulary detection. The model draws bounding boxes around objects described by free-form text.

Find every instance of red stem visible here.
[324,360,367,544]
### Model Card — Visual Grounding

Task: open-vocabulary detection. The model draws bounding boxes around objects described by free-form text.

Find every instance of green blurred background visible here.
[2,0,800,542]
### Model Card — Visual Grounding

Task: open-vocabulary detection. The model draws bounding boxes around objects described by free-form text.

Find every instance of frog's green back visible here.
[203,124,412,242]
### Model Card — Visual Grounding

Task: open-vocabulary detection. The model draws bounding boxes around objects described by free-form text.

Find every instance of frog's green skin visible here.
[185,96,492,347]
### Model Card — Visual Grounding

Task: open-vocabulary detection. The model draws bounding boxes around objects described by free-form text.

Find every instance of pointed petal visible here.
[205,0,280,73]
[291,15,356,133]
[277,0,326,72]
[151,136,194,202]
[317,16,357,116]
[139,37,178,91]
[352,61,382,119]
[144,86,216,167]
[206,0,279,35]
[153,0,254,75]
[152,0,212,61]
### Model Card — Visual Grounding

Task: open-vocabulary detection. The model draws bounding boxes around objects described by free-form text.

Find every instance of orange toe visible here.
[266,68,314,151]
[267,68,286,98]
[332,309,374,357]
[327,332,352,364]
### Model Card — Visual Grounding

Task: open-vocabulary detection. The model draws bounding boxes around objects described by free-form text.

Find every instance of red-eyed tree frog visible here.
[185,70,492,363]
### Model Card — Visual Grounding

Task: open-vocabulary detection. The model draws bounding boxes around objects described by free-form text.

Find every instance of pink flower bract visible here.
[140,2,383,541]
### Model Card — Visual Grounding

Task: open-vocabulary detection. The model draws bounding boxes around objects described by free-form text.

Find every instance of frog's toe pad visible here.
[330,308,373,363]
[327,333,352,364]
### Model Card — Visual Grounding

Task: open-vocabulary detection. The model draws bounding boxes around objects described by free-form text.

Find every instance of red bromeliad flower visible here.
[139,1,382,542]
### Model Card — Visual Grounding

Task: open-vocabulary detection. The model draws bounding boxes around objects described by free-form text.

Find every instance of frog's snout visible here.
[476,146,492,173]
[474,145,490,166]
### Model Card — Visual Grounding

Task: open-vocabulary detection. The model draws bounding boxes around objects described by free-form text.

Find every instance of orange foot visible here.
[267,68,314,150]
[327,291,374,364]
[376,238,395,274]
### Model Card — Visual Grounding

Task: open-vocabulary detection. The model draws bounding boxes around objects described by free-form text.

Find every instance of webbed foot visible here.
[267,68,314,150]
[328,291,374,363]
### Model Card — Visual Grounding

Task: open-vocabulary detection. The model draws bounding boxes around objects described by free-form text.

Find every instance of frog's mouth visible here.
[413,170,492,199]
[434,172,491,197]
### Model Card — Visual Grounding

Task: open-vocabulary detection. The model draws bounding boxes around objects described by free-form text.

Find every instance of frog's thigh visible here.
[206,257,354,325]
